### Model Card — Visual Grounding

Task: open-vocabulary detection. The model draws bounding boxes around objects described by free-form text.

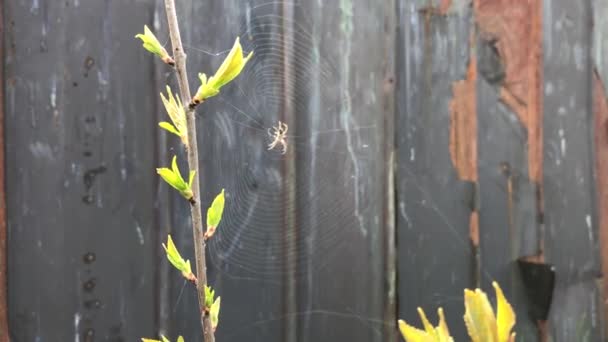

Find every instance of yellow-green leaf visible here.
[162,235,194,281]
[436,308,453,342]
[464,288,498,342]
[398,308,454,342]
[493,282,515,342]
[205,285,216,308]
[135,26,174,65]
[159,122,181,136]
[192,37,253,103]
[210,296,221,331]
[171,156,186,185]
[160,86,187,146]
[212,37,253,89]
[398,319,433,342]
[207,189,225,229]
[157,156,194,201]
[141,335,170,342]
[417,308,435,335]
[157,167,185,191]
[194,73,219,102]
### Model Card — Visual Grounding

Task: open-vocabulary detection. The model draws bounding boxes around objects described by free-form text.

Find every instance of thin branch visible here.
[163,1,215,341]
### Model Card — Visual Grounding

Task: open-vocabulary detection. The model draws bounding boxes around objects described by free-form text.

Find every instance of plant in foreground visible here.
[159,86,188,147]
[156,156,195,204]
[399,282,515,342]
[135,25,175,66]
[136,1,252,340]
[142,336,184,342]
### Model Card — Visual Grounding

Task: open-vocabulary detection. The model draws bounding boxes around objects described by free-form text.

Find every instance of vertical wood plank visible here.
[292,0,392,341]
[474,1,544,339]
[593,0,608,332]
[6,1,159,340]
[0,0,7,340]
[396,1,474,340]
[543,0,603,340]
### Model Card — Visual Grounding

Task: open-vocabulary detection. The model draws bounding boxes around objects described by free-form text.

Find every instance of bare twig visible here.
[163,1,215,341]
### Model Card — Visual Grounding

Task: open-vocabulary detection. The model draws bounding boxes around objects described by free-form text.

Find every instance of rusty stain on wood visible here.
[474,0,544,184]
[449,57,478,182]
[593,68,608,324]
[0,0,8,339]
[469,211,479,247]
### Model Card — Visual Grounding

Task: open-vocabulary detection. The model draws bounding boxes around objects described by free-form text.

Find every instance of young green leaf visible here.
[135,25,175,66]
[210,296,221,332]
[162,235,196,282]
[159,86,188,146]
[156,156,195,202]
[159,122,181,136]
[141,335,171,342]
[204,285,216,309]
[192,37,253,104]
[205,189,225,240]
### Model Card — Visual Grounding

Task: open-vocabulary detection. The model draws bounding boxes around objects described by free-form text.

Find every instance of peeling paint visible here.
[449,57,478,182]
[475,0,544,183]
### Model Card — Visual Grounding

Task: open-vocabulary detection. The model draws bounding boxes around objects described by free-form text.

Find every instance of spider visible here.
[267,121,289,154]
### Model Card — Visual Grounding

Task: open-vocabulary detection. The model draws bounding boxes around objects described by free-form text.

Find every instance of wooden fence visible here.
[2,0,608,341]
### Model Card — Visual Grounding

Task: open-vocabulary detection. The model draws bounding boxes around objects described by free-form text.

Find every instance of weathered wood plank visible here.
[477,75,540,341]
[291,0,393,341]
[6,1,159,340]
[543,0,604,340]
[474,1,543,339]
[0,0,7,340]
[396,1,475,340]
[593,0,608,332]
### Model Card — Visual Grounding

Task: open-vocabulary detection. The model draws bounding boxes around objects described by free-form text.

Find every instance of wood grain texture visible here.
[543,1,603,341]
[593,0,608,333]
[291,1,393,341]
[475,1,544,340]
[6,1,159,340]
[4,0,608,341]
[396,1,475,340]
[0,1,7,340]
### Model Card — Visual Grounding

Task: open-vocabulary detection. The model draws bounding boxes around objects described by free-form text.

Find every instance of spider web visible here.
[161,1,485,341]
[178,0,378,280]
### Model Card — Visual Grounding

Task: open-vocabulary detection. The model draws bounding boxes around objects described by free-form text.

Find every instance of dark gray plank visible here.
[543,0,603,341]
[396,2,474,340]
[6,0,158,341]
[0,0,8,340]
[476,61,541,342]
[290,1,394,341]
